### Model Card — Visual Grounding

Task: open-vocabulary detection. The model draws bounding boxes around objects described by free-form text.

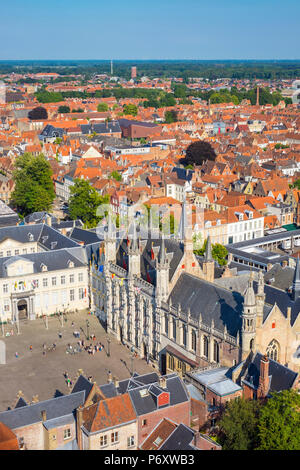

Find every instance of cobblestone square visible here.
[0,310,154,410]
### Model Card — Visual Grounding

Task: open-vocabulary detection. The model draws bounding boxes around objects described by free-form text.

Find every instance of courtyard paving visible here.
[0,311,154,411]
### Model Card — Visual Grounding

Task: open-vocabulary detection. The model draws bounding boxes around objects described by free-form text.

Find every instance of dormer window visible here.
[50,242,57,250]
[28,233,34,241]
[41,263,47,272]
[245,210,253,219]
[68,260,74,268]
[205,221,212,228]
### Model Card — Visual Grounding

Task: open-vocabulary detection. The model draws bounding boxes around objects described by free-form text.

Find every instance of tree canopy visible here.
[58,105,70,113]
[164,110,178,123]
[11,153,55,215]
[97,102,109,112]
[183,140,217,167]
[257,390,300,450]
[219,397,261,450]
[68,179,110,228]
[28,106,48,120]
[194,239,228,265]
[123,104,138,116]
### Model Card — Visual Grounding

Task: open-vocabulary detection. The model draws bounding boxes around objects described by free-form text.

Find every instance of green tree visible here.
[97,102,109,112]
[123,104,138,116]
[164,110,178,123]
[58,105,70,114]
[110,171,122,182]
[11,153,55,216]
[212,243,228,266]
[219,398,261,450]
[194,239,228,265]
[68,179,110,228]
[257,390,300,450]
[292,179,300,190]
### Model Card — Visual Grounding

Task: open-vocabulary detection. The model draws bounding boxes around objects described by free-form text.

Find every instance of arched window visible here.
[213,340,219,363]
[266,339,280,362]
[191,330,197,352]
[164,313,168,336]
[172,318,176,340]
[250,338,254,350]
[203,336,209,359]
[182,325,187,347]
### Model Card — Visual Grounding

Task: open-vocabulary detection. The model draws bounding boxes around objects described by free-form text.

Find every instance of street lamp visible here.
[86,320,90,340]
[107,337,111,357]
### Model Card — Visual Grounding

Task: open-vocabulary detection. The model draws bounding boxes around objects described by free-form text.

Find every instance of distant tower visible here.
[256,86,260,106]
[110,60,113,76]
[131,66,137,80]
[241,273,257,360]
[0,81,6,104]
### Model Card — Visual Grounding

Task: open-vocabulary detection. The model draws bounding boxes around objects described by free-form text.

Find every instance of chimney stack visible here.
[158,376,167,389]
[113,376,119,388]
[41,410,47,422]
[258,354,270,399]
[107,371,112,383]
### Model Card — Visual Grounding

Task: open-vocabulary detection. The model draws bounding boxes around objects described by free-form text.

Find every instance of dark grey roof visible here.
[242,352,298,394]
[70,227,102,245]
[0,223,78,251]
[0,391,84,429]
[14,397,28,409]
[118,119,159,129]
[81,121,121,135]
[99,383,118,399]
[171,167,194,182]
[71,375,93,400]
[128,374,189,417]
[169,273,243,337]
[40,124,64,138]
[118,372,159,395]
[160,424,195,451]
[0,248,86,278]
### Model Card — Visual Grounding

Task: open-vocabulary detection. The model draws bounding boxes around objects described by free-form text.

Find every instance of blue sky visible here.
[1,0,299,60]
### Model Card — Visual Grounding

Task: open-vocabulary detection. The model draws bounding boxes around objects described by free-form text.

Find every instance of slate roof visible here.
[0,391,85,430]
[242,352,298,394]
[128,374,189,417]
[0,248,86,278]
[14,397,28,409]
[0,223,78,251]
[81,121,121,135]
[118,372,159,395]
[160,424,195,451]
[71,375,93,401]
[40,125,64,139]
[69,227,102,245]
[169,273,243,337]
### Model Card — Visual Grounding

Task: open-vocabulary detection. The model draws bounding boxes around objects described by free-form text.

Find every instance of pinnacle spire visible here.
[204,236,213,262]
[129,221,139,253]
[158,233,167,265]
[292,256,300,301]
[177,195,188,243]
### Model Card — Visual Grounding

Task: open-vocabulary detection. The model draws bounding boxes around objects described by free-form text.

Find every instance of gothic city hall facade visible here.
[90,213,300,376]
